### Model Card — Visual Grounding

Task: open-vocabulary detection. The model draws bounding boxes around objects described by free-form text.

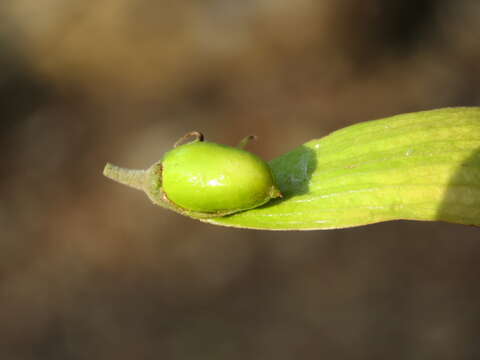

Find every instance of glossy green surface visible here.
[206,107,480,230]
[162,141,279,213]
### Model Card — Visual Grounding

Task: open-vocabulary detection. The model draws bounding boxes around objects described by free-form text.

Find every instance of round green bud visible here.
[160,135,281,216]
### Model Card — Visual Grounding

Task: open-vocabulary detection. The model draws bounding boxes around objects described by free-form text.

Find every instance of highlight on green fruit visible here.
[103,107,480,230]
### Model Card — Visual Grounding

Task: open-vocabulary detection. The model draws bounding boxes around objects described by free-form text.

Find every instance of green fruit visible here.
[103,132,282,219]
[162,140,281,215]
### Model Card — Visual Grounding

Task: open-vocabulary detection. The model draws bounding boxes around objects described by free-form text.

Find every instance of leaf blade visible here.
[206,107,480,230]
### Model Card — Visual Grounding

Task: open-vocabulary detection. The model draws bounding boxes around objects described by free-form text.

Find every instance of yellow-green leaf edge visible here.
[206,107,480,230]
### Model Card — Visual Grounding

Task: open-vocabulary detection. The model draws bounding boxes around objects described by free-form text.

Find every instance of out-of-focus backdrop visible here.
[1,1,480,359]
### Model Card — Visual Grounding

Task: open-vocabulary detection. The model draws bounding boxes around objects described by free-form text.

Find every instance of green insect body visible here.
[103,133,282,219]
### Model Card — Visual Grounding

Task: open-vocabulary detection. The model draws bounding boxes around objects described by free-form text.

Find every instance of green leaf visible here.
[205,107,480,230]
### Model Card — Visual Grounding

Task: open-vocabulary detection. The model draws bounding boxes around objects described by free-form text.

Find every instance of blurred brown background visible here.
[1,0,480,359]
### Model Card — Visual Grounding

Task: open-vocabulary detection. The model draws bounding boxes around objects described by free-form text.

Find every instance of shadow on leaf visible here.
[436,147,480,227]
[259,144,318,209]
